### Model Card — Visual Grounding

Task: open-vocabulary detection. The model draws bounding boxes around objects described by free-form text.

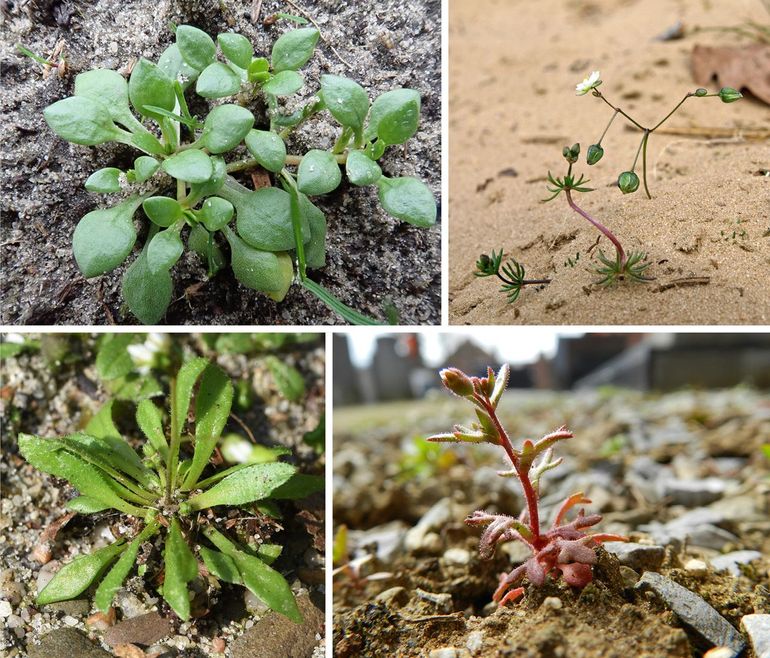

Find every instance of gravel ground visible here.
[0,0,441,325]
[0,333,325,657]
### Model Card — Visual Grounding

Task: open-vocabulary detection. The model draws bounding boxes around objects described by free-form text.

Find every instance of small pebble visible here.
[443,548,471,565]
[542,596,563,610]
[741,614,770,658]
[684,558,708,576]
[465,630,484,653]
[619,566,640,588]
[374,586,409,608]
[429,649,470,658]
[62,615,79,626]
[704,648,738,658]
[6,614,23,628]
[0,600,13,617]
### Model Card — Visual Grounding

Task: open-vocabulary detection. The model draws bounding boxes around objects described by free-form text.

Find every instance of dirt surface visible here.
[333,388,770,657]
[449,0,770,325]
[0,333,325,657]
[0,0,441,326]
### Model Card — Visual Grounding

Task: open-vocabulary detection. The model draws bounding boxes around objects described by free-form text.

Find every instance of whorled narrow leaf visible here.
[18,434,144,515]
[37,540,127,605]
[183,462,296,512]
[94,520,160,612]
[162,518,198,620]
[181,363,234,490]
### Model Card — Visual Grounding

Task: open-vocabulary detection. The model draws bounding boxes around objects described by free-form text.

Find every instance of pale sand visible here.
[449,0,769,325]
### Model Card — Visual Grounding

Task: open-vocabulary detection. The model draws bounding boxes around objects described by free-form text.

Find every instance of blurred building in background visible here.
[333,333,770,405]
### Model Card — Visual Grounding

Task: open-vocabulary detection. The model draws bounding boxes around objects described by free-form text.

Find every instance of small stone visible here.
[405,498,458,552]
[62,615,79,626]
[704,648,739,658]
[465,630,484,653]
[28,628,112,658]
[0,600,12,617]
[103,612,173,647]
[46,599,90,616]
[542,596,563,610]
[36,560,61,594]
[684,559,708,576]
[619,566,640,589]
[635,572,745,654]
[374,586,409,608]
[662,478,728,507]
[116,590,149,618]
[415,588,452,613]
[211,637,226,653]
[6,614,23,628]
[86,608,116,631]
[244,590,269,615]
[603,542,665,572]
[710,551,762,577]
[443,548,471,565]
[741,614,770,658]
[429,649,470,658]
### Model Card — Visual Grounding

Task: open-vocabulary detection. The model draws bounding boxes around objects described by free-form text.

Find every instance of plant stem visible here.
[630,131,646,171]
[641,131,651,199]
[280,168,307,280]
[495,273,551,286]
[166,377,179,504]
[226,153,347,173]
[597,109,619,145]
[565,188,625,266]
[593,91,645,131]
[651,92,693,132]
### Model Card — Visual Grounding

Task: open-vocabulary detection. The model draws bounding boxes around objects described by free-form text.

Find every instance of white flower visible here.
[576,71,601,96]
[127,333,169,374]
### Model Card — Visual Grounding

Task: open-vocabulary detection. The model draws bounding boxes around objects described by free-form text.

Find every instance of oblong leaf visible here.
[265,356,304,402]
[176,24,217,71]
[201,105,254,154]
[74,69,144,133]
[218,32,252,69]
[85,168,122,194]
[173,358,209,438]
[377,176,436,227]
[73,197,142,277]
[245,130,286,173]
[147,230,184,273]
[320,75,369,130]
[196,62,241,99]
[157,43,200,88]
[136,399,168,463]
[271,27,319,73]
[262,70,303,96]
[122,246,173,325]
[233,551,301,622]
[200,546,241,584]
[197,196,233,232]
[37,541,127,605]
[184,462,296,511]
[94,520,160,612]
[142,196,184,228]
[297,150,341,196]
[221,183,296,251]
[162,149,213,184]
[44,96,123,146]
[181,363,234,490]
[222,226,294,299]
[163,518,198,620]
[128,58,176,119]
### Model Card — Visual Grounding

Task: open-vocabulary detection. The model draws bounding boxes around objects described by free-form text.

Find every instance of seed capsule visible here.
[586,144,604,165]
[617,171,640,194]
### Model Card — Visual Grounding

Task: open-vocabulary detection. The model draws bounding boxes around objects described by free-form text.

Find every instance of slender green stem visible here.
[651,93,693,132]
[226,152,347,173]
[630,131,647,171]
[597,109,619,145]
[495,272,551,286]
[593,91,645,131]
[166,377,179,504]
[565,188,625,266]
[332,127,353,154]
[280,168,307,280]
[641,131,651,199]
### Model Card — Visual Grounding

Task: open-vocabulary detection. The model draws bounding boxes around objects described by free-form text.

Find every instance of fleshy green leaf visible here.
[297,150,341,196]
[94,520,160,612]
[377,176,436,227]
[128,58,176,119]
[66,496,111,513]
[85,168,122,194]
[265,355,304,402]
[201,105,254,154]
[157,43,201,88]
[73,197,142,277]
[218,33,253,69]
[163,518,198,620]
[189,156,227,200]
[136,399,169,463]
[198,196,234,232]
[18,434,143,515]
[132,156,160,183]
[185,462,296,511]
[245,130,287,173]
[162,149,213,184]
[271,473,324,499]
[44,96,124,146]
[196,62,241,99]
[247,57,270,83]
[271,27,319,72]
[187,224,226,276]
[94,334,136,379]
[366,88,421,144]
[131,131,166,156]
[220,182,296,251]
[345,150,381,186]
[74,69,145,133]
[200,546,241,583]
[176,24,217,71]
[222,226,294,301]
[181,363,234,490]
[292,192,326,269]
[122,244,173,324]
[320,75,369,130]
[262,70,303,96]
[37,541,127,605]
[143,196,184,228]
[147,230,184,273]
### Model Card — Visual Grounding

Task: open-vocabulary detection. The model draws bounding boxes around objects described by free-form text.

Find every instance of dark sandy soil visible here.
[0,333,325,657]
[0,0,441,326]
[333,389,770,657]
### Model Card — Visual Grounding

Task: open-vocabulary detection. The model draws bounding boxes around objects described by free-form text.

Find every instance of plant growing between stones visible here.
[18,357,322,622]
[428,364,626,605]
[42,22,437,324]
[477,73,742,296]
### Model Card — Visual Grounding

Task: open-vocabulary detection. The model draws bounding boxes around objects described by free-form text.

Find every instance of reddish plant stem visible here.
[565,189,626,267]
[476,394,542,543]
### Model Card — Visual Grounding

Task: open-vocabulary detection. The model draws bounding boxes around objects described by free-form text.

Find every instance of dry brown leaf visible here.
[691,44,770,105]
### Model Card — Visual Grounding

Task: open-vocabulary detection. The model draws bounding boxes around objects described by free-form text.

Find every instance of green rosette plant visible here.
[18,357,322,622]
[43,22,437,325]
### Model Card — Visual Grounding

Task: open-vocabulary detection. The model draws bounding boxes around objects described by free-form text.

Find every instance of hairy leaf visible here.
[173,357,209,439]
[200,546,241,584]
[185,462,296,511]
[95,334,136,380]
[136,398,169,463]
[163,518,198,620]
[37,541,127,605]
[181,363,234,490]
[122,245,173,324]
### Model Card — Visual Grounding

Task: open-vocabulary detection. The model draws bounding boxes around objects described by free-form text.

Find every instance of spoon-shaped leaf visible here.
[128,58,176,120]
[222,226,294,301]
[365,88,421,144]
[218,32,253,69]
[346,150,381,186]
[377,176,436,227]
[297,150,341,196]
[162,149,213,184]
[245,130,287,173]
[271,27,319,72]
[262,70,304,96]
[201,105,254,154]
[176,24,217,71]
[74,69,147,134]
[320,75,369,130]
[196,62,241,99]
[147,230,184,273]
[291,191,326,269]
[162,518,198,621]
[122,242,173,325]
[44,96,125,146]
[157,43,200,88]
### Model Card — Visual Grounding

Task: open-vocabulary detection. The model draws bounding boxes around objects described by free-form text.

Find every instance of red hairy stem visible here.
[565,188,626,267]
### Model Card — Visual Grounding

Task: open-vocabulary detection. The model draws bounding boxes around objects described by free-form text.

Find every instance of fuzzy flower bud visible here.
[440,367,475,398]
[586,144,604,165]
[718,87,742,103]
[617,171,640,194]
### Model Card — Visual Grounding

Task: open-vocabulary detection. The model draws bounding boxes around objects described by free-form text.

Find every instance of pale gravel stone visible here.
[0,600,12,617]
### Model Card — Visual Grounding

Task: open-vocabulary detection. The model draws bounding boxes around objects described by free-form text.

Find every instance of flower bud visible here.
[586,144,604,165]
[563,143,580,164]
[694,88,708,97]
[439,367,475,398]
[617,171,639,194]
[718,87,742,103]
